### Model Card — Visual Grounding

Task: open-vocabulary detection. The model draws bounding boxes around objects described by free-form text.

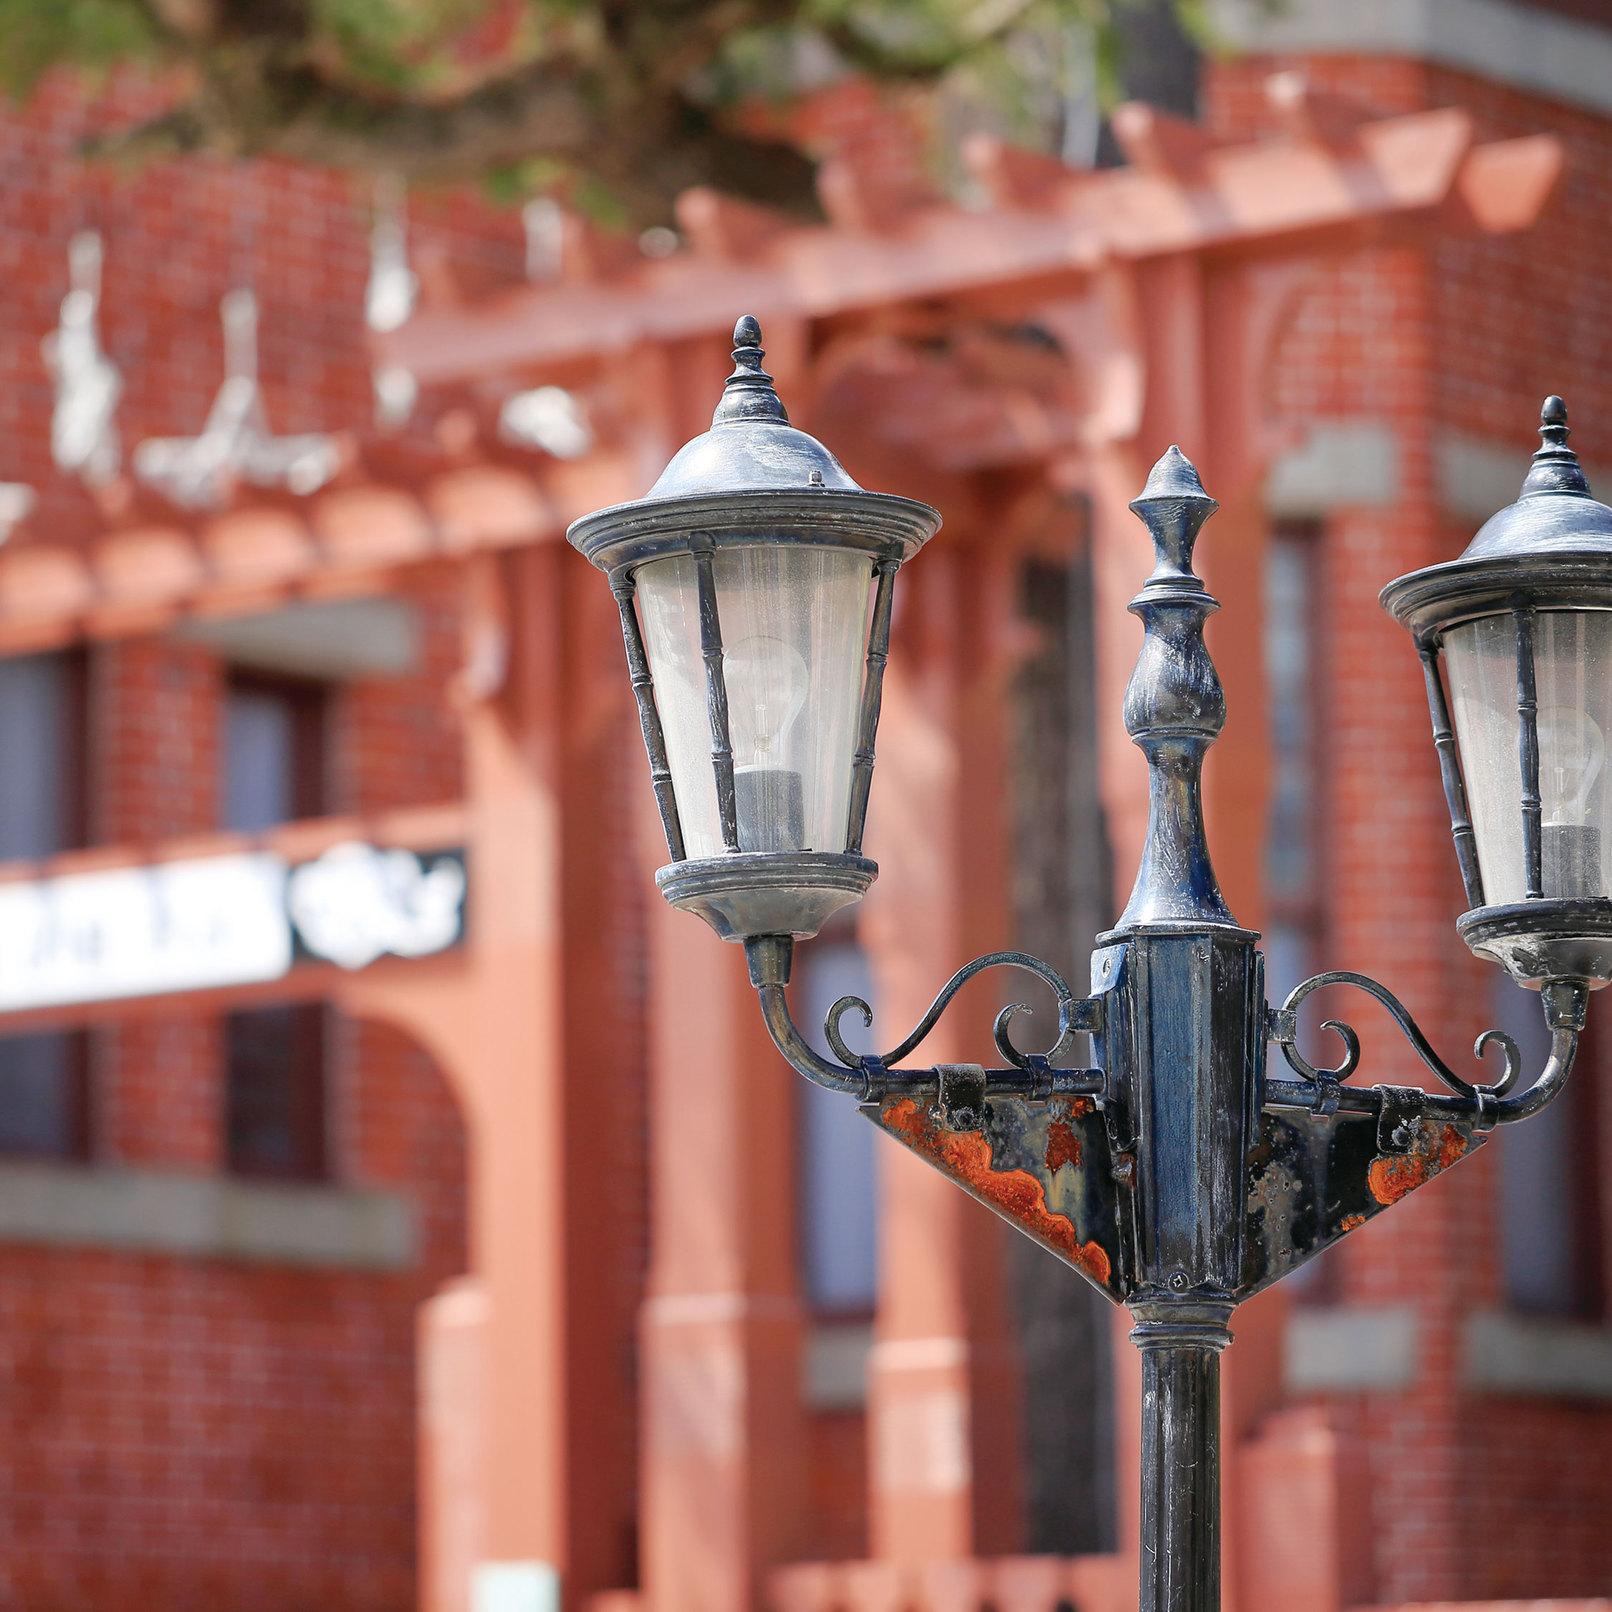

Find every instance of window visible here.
[0,649,86,859]
[0,1031,88,1158]
[225,1003,328,1179]
[795,937,878,1314]
[1265,525,1343,1303]
[0,652,90,1160]
[1264,525,1324,1006]
[223,672,327,832]
[1495,977,1604,1319]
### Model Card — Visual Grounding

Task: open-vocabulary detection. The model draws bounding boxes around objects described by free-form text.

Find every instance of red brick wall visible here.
[0,104,477,1597]
[0,67,657,1607]
[0,70,529,545]
[336,568,466,819]
[0,1023,467,1612]
[0,580,473,1606]
[92,638,221,844]
[0,587,472,1608]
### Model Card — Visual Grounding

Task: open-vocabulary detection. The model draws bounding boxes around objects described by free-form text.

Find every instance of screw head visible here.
[1168,1271,1190,1293]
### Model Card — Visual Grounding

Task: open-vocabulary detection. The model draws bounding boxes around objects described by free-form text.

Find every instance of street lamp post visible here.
[569,320,1611,1612]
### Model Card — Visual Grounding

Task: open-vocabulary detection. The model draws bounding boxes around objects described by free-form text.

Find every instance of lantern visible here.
[1383,398,1612,986]
[566,317,940,941]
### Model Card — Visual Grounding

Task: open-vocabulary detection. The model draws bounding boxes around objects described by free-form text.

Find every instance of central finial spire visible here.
[713,314,789,427]
[1129,444,1219,584]
[1522,394,1591,498]
[1112,444,1236,933]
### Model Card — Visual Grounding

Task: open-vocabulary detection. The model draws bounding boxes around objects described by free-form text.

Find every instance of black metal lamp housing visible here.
[1383,399,1612,995]
[566,317,940,941]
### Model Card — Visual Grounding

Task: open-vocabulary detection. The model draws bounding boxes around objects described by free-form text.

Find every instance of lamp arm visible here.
[747,936,870,1096]
[1488,978,1586,1123]
[1266,970,1587,1128]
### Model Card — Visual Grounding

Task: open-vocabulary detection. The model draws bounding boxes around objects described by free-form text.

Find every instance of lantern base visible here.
[1458,899,1612,987]
[656,851,877,941]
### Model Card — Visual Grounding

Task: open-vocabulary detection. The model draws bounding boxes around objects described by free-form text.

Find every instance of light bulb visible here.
[1538,704,1605,826]
[1538,703,1606,898]
[725,634,809,852]
[726,634,809,765]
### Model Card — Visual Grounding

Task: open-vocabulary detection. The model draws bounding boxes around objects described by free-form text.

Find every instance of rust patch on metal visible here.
[1367,1122,1468,1206]
[884,1098,1111,1285]
[1044,1115,1082,1174]
[1339,1212,1366,1232]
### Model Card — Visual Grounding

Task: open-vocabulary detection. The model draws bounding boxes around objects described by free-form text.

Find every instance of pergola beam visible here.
[376,102,1560,387]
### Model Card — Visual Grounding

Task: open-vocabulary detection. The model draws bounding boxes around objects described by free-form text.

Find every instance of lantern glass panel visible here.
[637,544,873,859]
[1445,609,1612,903]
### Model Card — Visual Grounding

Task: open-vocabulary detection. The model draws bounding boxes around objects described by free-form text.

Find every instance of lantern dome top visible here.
[645,317,861,500]
[567,314,939,577]
[1460,396,1612,563]
[1381,397,1612,637]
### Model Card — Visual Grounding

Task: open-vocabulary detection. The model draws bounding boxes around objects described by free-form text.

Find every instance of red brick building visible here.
[0,78,480,1610]
[0,3,1604,1611]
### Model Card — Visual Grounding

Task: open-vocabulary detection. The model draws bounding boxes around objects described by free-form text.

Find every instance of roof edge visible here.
[1210,0,1612,122]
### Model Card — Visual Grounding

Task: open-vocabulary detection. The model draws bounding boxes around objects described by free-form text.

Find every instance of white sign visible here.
[0,853,291,1012]
[290,842,466,971]
[0,843,466,1013]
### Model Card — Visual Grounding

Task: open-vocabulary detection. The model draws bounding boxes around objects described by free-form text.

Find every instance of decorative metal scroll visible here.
[1272,969,1521,1101]
[825,949,1088,1073]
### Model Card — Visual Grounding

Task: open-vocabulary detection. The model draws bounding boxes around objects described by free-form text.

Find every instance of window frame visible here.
[222,668,330,832]
[1263,519,1329,981]
[224,1000,331,1182]
[0,1027,91,1162]
[0,647,89,861]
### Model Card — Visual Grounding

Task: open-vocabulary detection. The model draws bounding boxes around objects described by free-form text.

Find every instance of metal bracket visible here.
[934,1064,988,1130]
[1067,996,1105,1034]
[1266,1005,1297,1044]
[1375,1085,1427,1152]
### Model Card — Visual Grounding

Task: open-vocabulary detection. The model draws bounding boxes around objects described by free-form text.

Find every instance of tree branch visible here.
[85,49,821,224]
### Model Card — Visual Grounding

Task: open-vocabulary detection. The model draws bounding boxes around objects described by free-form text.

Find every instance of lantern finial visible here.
[714,315,789,427]
[1522,394,1592,498]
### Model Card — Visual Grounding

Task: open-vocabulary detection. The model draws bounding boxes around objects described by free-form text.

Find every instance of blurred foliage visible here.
[0,0,1202,222]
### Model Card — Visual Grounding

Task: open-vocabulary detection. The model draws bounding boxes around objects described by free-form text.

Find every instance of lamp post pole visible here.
[1102,451,1251,1612]
[570,324,1607,1612]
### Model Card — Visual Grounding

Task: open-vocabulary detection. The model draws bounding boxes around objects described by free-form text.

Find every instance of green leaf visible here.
[0,0,156,96]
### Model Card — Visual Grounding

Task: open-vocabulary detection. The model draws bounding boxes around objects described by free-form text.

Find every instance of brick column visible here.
[345,548,575,1612]
[637,901,808,1612]
[860,541,1023,1561]
[93,638,225,1171]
